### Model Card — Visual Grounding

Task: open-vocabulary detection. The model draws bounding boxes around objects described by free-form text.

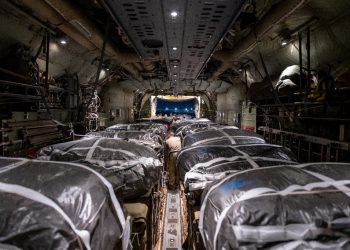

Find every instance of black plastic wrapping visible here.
[0,157,129,250]
[136,117,173,124]
[269,238,350,250]
[85,131,163,156]
[106,124,129,131]
[117,130,162,142]
[200,163,350,250]
[184,159,299,193]
[175,122,215,139]
[38,138,162,200]
[171,120,193,131]
[177,144,297,182]
[106,123,167,139]
[128,123,167,139]
[171,118,211,131]
[183,128,265,147]
[191,125,238,134]
[0,243,22,250]
[86,131,116,138]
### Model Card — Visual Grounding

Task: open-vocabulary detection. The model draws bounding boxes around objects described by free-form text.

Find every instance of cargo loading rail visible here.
[259,126,350,162]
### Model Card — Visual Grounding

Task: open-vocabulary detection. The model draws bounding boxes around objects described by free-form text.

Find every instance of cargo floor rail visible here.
[161,190,182,250]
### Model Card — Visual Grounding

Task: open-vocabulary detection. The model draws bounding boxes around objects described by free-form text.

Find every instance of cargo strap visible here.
[162,190,182,250]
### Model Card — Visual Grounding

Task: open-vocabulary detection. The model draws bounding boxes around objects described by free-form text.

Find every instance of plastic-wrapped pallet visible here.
[85,131,163,157]
[183,128,265,147]
[107,123,167,139]
[199,163,350,250]
[177,144,297,183]
[86,131,117,138]
[106,124,129,132]
[38,138,162,200]
[171,120,193,131]
[128,123,167,139]
[191,125,238,134]
[0,157,129,250]
[172,118,211,131]
[184,156,298,192]
[136,117,173,124]
[175,122,215,139]
[114,131,163,145]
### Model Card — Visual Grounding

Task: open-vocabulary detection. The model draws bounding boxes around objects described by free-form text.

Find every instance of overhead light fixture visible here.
[170,11,178,17]
[174,79,177,81]
[172,47,177,51]
[59,39,67,45]
[99,69,107,80]
[280,30,292,46]
[173,65,177,68]
[281,39,289,46]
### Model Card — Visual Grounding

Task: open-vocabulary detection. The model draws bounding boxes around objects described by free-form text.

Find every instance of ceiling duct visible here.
[175,0,244,80]
[101,0,165,58]
[19,0,97,51]
[19,0,143,81]
[209,0,307,80]
[101,0,244,81]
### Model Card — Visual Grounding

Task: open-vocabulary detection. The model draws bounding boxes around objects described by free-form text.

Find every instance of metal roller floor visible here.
[161,189,182,250]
